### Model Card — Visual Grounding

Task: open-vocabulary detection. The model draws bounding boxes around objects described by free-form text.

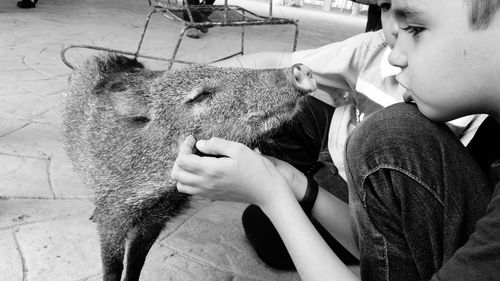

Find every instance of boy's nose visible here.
[388,41,408,69]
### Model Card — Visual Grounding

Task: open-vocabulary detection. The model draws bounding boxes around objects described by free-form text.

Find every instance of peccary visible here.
[62,54,316,281]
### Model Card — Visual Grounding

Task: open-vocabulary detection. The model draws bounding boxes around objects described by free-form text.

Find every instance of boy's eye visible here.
[379,3,391,12]
[400,26,425,36]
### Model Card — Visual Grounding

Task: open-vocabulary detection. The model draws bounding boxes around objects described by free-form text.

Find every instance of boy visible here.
[345,1,500,280]
[172,0,500,280]
[213,0,483,271]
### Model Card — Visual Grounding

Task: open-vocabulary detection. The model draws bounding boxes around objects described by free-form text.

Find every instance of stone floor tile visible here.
[140,243,235,281]
[161,201,298,281]
[0,144,49,160]
[50,153,94,199]
[0,154,53,199]
[17,79,68,97]
[31,103,64,126]
[0,69,52,82]
[0,122,66,157]
[0,198,94,230]
[0,56,28,71]
[0,229,24,281]
[158,197,213,240]
[0,112,30,136]
[0,81,30,96]
[0,93,62,121]
[14,217,101,281]
[23,53,73,78]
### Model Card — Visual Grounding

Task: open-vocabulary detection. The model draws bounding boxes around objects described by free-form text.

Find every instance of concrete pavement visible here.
[0,0,364,280]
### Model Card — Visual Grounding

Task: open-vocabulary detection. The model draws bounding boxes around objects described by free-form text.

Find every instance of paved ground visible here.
[0,0,364,280]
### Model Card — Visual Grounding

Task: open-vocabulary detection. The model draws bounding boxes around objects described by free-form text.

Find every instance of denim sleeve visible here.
[431,183,500,281]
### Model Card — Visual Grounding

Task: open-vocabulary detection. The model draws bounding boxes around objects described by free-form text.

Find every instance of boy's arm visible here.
[290,31,381,92]
[263,187,360,281]
[312,186,360,257]
[212,31,381,95]
[275,158,359,257]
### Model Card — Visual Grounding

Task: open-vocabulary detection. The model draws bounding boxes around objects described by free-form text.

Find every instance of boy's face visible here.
[389,0,500,122]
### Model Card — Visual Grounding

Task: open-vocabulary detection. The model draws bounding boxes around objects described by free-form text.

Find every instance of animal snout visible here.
[291,63,317,94]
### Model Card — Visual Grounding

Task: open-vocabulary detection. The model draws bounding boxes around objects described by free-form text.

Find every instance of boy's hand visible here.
[171,136,293,209]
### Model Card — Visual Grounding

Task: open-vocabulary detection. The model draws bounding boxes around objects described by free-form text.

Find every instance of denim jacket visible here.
[431,120,500,281]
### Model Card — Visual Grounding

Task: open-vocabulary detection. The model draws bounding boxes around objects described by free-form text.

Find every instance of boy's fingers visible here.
[171,165,207,187]
[174,154,199,173]
[176,183,203,195]
[175,153,229,175]
[178,135,197,156]
[196,137,248,158]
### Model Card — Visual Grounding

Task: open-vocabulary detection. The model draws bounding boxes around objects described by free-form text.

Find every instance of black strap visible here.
[300,162,322,215]
[300,175,319,215]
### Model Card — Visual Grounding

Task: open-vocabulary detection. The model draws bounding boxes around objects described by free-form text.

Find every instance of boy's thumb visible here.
[196,137,230,157]
[178,135,196,156]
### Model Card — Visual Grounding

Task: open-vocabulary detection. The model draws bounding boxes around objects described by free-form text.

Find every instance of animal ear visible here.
[183,86,215,104]
[111,92,149,119]
[95,74,150,123]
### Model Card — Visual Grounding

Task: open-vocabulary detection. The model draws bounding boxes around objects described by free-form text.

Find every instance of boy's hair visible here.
[466,0,500,29]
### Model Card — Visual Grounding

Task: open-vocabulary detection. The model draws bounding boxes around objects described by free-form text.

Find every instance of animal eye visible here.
[183,86,216,103]
[128,116,150,125]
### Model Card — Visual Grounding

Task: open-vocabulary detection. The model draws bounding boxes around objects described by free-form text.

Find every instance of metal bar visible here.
[60,44,194,70]
[209,51,244,63]
[224,0,228,23]
[152,5,297,25]
[185,2,195,23]
[292,22,299,51]
[135,9,157,58]
[241,10,245,55]
[169,27,189,70]
[61,2,299,70]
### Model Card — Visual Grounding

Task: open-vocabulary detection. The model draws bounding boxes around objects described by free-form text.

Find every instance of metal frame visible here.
[61,0,298,70]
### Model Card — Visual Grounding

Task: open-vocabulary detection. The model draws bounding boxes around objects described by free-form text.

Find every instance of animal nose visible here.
[292,63,317,93]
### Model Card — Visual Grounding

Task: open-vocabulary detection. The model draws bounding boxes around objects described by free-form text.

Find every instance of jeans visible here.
[345,103,494,281]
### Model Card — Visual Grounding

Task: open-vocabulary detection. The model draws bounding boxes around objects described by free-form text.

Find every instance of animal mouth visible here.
[264,99,299,120]
[261,99,299,129]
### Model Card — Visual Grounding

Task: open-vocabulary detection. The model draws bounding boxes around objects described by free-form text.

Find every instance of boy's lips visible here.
[396,77,414,103]
[403,90,414,103]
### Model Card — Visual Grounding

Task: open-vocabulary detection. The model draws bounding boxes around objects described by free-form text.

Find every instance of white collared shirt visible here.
[292,30,483,180]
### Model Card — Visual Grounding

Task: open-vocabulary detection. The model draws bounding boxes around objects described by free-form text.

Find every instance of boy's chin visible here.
[416,105,455,123]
